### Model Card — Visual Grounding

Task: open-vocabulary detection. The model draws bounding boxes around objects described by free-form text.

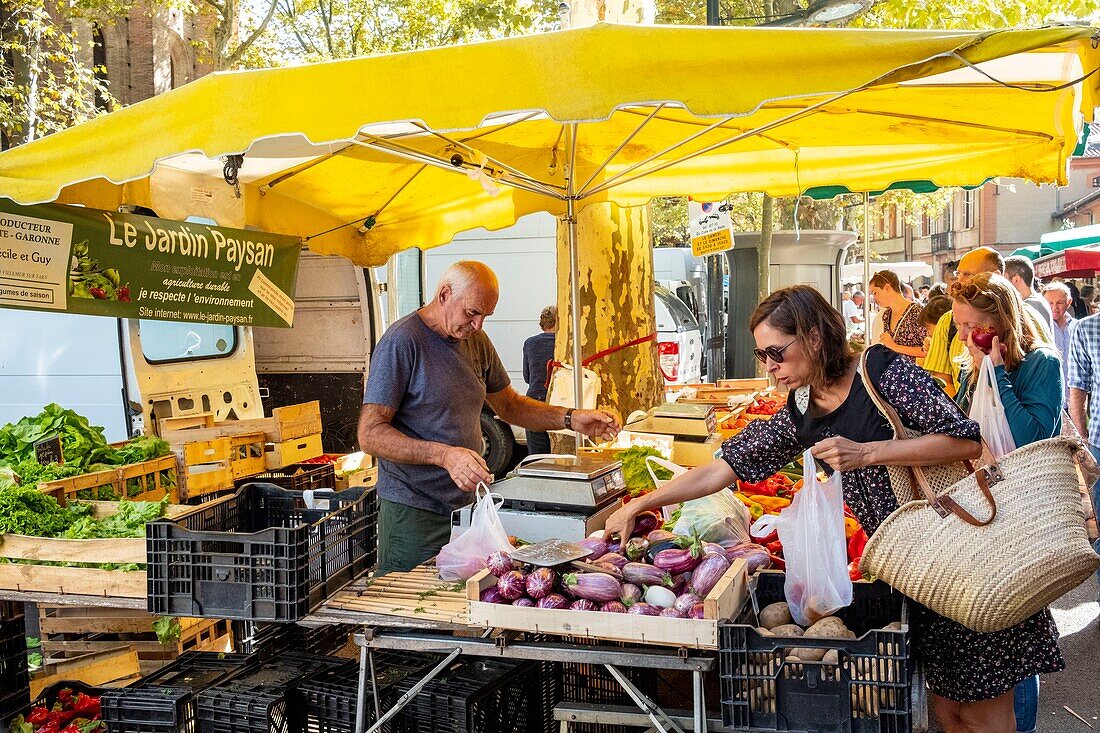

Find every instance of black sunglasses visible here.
[753,339,797,364]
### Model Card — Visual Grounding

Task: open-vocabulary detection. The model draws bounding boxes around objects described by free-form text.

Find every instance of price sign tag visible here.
[34,436,64,466]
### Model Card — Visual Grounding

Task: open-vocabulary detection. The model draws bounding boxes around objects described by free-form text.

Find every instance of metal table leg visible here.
[356,647,462,733]
[693,670,706,733]
[604,664,687,733]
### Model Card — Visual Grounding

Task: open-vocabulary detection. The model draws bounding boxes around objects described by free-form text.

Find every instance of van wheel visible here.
[481,412,514,478]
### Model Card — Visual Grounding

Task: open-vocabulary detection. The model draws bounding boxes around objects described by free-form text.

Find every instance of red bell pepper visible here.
[765,540,783,557]
[71,694,100,718]
[847,528,868,561]
[739,479,778,497]
[27,707,51,726]
[848,559,864,582]
[753,528,778,545]
[767,554,786,570]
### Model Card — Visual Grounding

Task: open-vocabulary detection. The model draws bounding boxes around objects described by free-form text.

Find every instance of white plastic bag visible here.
[437,484,514,581]
[750,448,852,626]
[969,354,1016,460]
[673,488,751,545]
[645,456,690,524]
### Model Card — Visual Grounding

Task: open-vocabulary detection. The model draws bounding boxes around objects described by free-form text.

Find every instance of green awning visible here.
[803,179,988,201]
[1039,223,1100,253]
[1011,245,1042,260]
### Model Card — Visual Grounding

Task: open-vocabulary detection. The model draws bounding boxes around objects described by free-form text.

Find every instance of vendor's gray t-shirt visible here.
[364,312,510,515]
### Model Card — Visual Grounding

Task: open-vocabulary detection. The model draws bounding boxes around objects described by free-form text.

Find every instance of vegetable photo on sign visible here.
[68,240,130,301]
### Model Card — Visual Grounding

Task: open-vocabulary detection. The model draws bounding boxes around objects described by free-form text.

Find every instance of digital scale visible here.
[625,403,717,439]
[450,455,626,544]
[624,403,722,467]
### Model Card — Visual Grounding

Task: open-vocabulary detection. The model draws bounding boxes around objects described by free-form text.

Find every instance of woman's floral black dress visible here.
[882,302,927,350]
[720,345,1063,701]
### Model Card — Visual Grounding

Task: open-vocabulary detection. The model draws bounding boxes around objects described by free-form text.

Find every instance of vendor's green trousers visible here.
[376,498,452,576]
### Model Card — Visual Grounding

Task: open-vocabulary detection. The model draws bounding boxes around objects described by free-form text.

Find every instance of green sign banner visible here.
[0,201,301,328]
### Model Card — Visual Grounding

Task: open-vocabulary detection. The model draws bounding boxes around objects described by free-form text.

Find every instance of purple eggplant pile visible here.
[477,525,770,617]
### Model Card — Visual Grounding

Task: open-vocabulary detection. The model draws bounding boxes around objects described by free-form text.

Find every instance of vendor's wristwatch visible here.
[563,408,576,430]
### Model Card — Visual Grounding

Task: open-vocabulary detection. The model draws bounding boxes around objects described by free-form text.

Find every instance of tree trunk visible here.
[553,203,663,451]
[11,18,41,145]
[756,194,774,376]
[551,0,661,452]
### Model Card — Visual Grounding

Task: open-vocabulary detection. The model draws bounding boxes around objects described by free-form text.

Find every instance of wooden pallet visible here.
[31,645,142,697]
[39,607,233,676]
[323,565,469,625]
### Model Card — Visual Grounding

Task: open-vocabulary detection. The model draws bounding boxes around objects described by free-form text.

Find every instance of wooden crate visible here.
[31,645,141,697]
[161,401,322,445]
[716,378,772,390]
[38,453,178,505]
[175,431,265,499]
[38,607,233,676]
[264,433,323,470]
[466,559,748,648]
[0,501,200,598]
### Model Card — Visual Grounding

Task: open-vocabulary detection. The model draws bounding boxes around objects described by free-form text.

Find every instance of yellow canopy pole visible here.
[565,123,585,445]
[864,192,872,334]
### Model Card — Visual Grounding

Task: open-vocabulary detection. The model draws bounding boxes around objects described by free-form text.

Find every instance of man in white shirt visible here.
[1005,255,1053,332]
[1044,282,1077,405]
[843,290,865,332]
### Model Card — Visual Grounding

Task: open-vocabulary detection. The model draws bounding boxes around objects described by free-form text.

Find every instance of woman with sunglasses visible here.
[605,285,1041,733]
[948,273,1064,733]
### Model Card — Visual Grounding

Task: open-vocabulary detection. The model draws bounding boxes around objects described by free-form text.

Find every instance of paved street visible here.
[1040,576,1099,732]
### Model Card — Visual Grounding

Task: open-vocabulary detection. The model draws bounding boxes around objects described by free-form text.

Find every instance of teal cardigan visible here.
[955,346,1063,447]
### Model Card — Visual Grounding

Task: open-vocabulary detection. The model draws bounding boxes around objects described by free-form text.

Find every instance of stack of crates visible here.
[0,602,29,725]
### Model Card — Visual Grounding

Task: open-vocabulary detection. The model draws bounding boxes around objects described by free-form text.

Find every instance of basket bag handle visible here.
[859,351,998,527]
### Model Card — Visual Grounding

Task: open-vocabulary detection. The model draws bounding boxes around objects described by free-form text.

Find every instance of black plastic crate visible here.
[101,651,253,733]
[719,571,911,733]
[396,657,552,733]
[147,482,377,621]
[554,634,658,733]
[231,621,292,657]
[235,463,336,493]
[0,602,29,727]
[297,651,441,733]
[4,681,105,732]
[196,653,346,733]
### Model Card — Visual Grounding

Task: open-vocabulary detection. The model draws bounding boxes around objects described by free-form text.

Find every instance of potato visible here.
[822,649,839,665]
[755,626,775,637]
[759,602,793,629]
[806,617,852,639]
[769,624,805,637]
[883,621,903,632]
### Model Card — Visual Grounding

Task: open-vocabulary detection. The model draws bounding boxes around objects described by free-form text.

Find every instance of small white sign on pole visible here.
[687,200,735,258]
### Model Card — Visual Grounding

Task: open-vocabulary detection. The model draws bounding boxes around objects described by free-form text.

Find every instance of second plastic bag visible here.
[437,484,514,581]
[750,448,852,626]
[969,354,1016,460]
[675,487,751,545]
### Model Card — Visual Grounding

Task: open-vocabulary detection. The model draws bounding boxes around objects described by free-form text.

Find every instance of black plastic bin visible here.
[0,601,29,728]
[147,482,377,622]
[196,652,346,733]
[296,651,441,733]
[101,651,253,733]
[719,571,911,733]
[233,621,354,658]
[395,657,554,733]
[234,463,336,493]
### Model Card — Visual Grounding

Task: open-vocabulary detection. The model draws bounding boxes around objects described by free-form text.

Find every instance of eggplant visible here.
[526,567,557,599]
[537,593,571,609]
[674,592,703,614]
[619,582,643,606]
[577,537,609,560]
[660,607,685,618]
[594,562,623,579]
[725,543,771,573]
[601,601,628,613]
[570,599,598,611]
[702,542,727,557]
[497,570,527,601]
[652,548,702,575]
[607,540,622,554]
[688,602,706,619]
[630,512,661,537]
[595,552,628,569]
[627,602,661,616]
[513,597,536,607]
[624,537,650,562]
[486,551,516,578]
[644,585,677,609]
[647,529,677,544]
[645,538,681,563]
[671,572,692,595]
[622,562,673,588]
[562,572,622,602]
[480,587,509,604]
[690,553,731,596]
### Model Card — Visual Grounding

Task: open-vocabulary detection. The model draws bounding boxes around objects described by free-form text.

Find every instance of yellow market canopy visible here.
[1,23,1099,266]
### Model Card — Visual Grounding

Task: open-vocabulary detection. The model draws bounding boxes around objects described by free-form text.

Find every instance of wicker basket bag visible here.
[858,353,1099,633]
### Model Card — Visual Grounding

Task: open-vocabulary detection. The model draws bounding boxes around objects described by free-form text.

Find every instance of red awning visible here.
[1034,246,1100,279]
